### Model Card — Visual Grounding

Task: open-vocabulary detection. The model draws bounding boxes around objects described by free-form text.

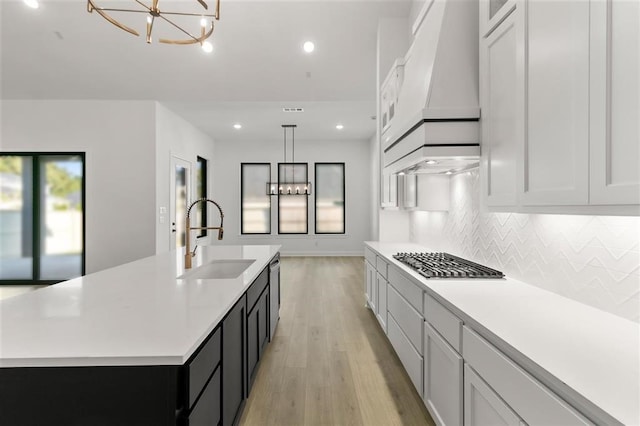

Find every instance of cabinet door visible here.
[222,295,246,426]
[464,364,522,426]
[247,303,259,389]
[521,0,590,206]
[402,174,417,208]
[187,367,221,426]
[258,289,269,357]
[376,272,387,332]
[589,0,640,205]
[480,8,522,207]
[381,172,398,208]
[365,261,375,308]
[480,0,517,38]
[424,323,463,426]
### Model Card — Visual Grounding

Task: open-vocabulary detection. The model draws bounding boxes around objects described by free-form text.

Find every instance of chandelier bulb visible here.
[200,17,207,28]
[202,41,213,53]
[147,16,153,24]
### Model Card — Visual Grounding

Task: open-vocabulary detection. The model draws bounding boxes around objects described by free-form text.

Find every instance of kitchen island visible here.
[0,245,280,426]
[365,242,639,426]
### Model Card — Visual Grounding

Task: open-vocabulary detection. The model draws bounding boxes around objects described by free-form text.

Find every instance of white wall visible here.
[1,100,157,273]
[155,103,216,254]
[212,138,372,256]
[409,169,640,322]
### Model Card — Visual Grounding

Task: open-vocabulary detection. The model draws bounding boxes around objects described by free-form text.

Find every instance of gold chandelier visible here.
[87,0,220,51]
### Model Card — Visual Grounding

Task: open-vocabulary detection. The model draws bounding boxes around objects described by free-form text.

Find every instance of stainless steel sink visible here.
[178,259,255,280]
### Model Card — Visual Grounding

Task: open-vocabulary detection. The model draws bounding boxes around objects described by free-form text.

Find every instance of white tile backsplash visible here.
[409,169,640,322]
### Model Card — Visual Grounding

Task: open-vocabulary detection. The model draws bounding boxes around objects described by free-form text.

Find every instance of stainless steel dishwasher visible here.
[269,254,280,339]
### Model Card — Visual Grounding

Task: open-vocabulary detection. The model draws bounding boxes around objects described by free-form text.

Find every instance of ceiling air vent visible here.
[282,107,304,113]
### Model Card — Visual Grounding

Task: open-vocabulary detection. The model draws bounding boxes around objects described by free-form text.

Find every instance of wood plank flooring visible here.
[239,256,435,426]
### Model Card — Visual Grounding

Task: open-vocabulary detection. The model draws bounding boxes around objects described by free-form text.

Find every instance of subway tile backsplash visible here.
[409,169,640,322]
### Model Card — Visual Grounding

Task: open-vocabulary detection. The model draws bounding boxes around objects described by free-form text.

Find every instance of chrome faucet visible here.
[184,198,224,269]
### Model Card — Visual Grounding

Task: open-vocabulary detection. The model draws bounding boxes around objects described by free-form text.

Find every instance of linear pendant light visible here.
[266,125,312,196]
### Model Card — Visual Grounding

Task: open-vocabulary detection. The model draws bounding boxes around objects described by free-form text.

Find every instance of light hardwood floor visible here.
[239,256,435,426]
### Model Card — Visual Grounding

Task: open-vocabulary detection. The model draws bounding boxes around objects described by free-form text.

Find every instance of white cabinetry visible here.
[464,364,523,426]
[423,293,464,426]
[364,248,376,308]
[387,269,424,395]
[589,0,640,205]
[380,59,405,135]
[463,326,593,425]
[521,0,590,206]
[381,172,398,208]
[480,0,517,38]
[480,6,521,207]
[424,323,463,426]
[480,0,640,214]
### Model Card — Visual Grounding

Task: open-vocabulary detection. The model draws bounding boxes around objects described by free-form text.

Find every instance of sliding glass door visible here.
[0,153,85,284]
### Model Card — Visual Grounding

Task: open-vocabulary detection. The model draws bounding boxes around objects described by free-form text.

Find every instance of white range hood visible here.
[381,0,480,175]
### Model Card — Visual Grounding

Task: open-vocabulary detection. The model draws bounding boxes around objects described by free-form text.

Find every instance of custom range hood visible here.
[381,0,480,175]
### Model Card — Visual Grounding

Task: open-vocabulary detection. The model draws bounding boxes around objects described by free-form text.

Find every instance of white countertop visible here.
[366,242,640,426]
[0,245,280,368]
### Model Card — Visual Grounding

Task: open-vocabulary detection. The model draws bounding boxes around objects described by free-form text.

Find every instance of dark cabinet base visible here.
[0,365,179,426]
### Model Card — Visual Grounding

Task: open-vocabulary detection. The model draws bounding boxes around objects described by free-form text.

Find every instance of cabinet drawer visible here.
[388,315,423,396]
[388,285,423,355]
[388,266,423,313]
[364,247,377,265]
[186,326,221,410]
[247,266,269,312]
[376,256,388,279]
[186,365,221,426]
[424,293,462,353]
[463,326,593,425]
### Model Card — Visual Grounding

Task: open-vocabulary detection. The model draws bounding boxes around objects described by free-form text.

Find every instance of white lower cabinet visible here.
[365,260,375,308]
[463,326,593,425]
[388,314,423,395]
[424,322,463,426]
[464,364,523,426]
[375,272,387,331]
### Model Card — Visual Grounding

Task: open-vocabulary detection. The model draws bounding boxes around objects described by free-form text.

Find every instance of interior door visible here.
[170,156,191,250]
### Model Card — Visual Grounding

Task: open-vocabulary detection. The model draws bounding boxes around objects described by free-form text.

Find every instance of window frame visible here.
[314,162,346,235]
[0,152,86,285]
[277,162,309,235]
[240,162,272,235]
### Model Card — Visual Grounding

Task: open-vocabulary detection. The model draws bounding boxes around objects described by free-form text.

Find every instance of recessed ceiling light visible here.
[233,123,242,129]
[426,160,437,165]
[336,124,344,130]
[445,170,453,175]
[303,41,315,53]
[201,41,213,53]
[23,0,39,8]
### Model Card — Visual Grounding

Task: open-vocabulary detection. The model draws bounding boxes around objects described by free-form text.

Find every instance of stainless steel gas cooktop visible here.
[393,252,504,279]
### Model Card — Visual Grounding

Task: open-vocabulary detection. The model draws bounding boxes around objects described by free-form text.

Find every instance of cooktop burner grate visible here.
[393,252,504,279]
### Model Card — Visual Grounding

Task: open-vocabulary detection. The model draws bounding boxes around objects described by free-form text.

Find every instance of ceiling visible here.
[1,0,412,142]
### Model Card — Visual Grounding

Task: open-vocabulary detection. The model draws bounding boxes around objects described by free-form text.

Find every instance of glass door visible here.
[170,156,191,250]
[0,153,85,284]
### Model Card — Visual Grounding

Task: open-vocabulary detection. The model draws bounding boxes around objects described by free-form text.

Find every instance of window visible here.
[196,156,207,238]
[241,163,271,234]
[0,153,85,284]
[315,163,345,234]
[278,163,308,234]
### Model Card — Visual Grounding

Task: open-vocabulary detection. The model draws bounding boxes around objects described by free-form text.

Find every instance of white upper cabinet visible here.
[480,0,639,214]
[521,0,590,206]
[480,4,522,207]
[480,0,517,38]
[589,0,640,205]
